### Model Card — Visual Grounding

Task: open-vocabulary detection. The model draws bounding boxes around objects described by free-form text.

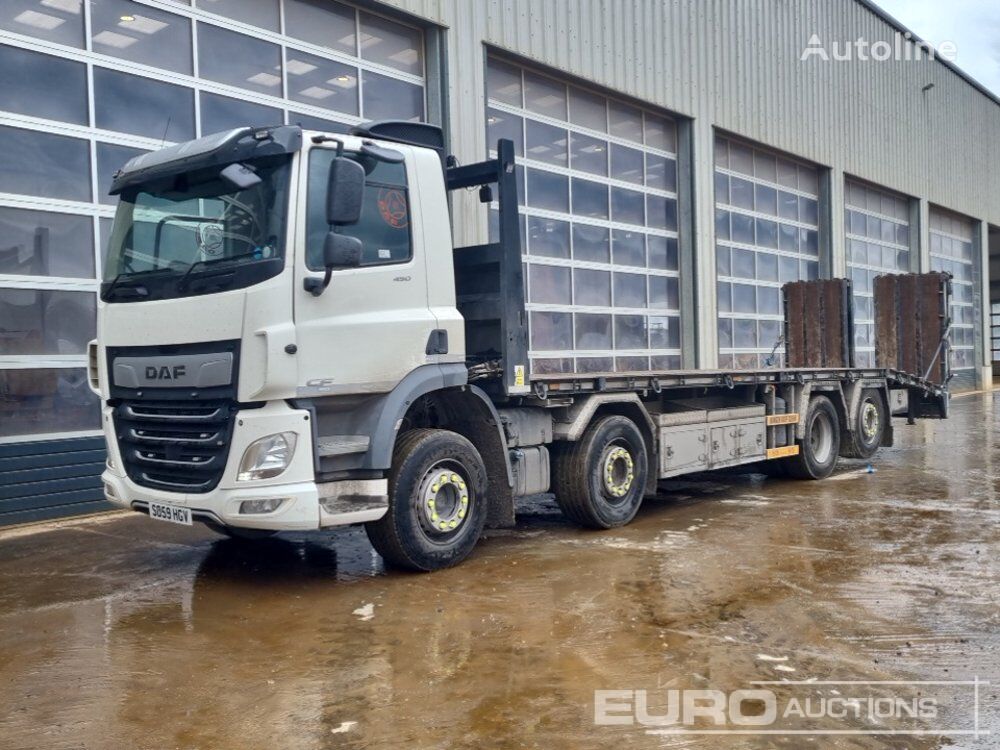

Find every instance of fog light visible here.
[239,498,287,514]
[103,482,117,500]
[237,432,297,481]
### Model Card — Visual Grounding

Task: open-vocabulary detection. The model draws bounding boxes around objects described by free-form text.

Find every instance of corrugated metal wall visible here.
[391,0,998,380]
[0,437,110,526]
[397,0,1000,225]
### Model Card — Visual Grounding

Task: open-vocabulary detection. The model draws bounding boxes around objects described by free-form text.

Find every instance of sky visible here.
[874,0,1000,97]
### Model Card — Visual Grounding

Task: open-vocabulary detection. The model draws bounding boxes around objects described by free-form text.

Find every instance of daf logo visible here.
[145,365,187,381]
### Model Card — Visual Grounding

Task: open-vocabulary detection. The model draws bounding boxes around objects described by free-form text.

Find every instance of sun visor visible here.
[109,125,302,196]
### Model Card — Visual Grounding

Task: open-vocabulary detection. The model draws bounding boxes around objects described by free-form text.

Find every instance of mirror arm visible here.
[304,268,333,297]
[310,135,346,157]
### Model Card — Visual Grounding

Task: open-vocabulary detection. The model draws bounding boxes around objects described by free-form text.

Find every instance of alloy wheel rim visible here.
[810,412,834,463]
[861,400,880,440]
[601,443,635,502]
[418,462,470,535]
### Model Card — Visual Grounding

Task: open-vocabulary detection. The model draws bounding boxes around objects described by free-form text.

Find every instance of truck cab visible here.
[93,123,512,565]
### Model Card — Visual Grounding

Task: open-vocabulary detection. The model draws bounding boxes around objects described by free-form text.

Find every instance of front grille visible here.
[114,400,237,493]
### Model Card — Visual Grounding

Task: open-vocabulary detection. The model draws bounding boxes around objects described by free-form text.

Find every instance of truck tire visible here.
[365,428,488,572]
[552,415,648,529]
[784,395,840,480]
[841,389,886,460]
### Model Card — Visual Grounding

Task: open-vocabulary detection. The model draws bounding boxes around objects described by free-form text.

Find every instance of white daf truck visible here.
[90,122,949,570]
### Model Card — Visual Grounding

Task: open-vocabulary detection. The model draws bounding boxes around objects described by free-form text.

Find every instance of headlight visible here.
[237,432,297,482]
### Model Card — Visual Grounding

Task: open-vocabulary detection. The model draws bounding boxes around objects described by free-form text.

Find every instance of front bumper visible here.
[101,401,387,531]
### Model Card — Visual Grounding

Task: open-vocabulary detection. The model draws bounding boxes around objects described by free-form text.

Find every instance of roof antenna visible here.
[160,116,172,147]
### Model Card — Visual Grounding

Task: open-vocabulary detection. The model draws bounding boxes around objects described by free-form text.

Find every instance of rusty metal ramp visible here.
[783,274,950,419]
[783,278,854,368]
[873,272,951,386]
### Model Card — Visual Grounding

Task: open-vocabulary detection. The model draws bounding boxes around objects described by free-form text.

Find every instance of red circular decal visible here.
[377,188,408,228]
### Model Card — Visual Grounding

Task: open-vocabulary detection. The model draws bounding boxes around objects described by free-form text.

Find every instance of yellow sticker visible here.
[766,445,800,459]
[514,365,525,387]
[766,413,800,426]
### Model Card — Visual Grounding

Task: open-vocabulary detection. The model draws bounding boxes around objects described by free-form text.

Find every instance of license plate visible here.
[148,501,192,526]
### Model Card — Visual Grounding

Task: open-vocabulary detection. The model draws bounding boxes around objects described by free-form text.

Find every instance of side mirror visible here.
[326,156,365,225]
[323,232,362,270]
[304,224,364,297]
[305,154,366,297]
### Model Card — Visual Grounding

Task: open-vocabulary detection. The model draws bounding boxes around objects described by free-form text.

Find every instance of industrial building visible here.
[1,0,998,524]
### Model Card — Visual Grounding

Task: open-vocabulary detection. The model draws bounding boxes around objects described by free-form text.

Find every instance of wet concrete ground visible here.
[1,394,998,750]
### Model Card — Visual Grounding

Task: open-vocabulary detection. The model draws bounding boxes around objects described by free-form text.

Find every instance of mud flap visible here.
[907,388,949,421]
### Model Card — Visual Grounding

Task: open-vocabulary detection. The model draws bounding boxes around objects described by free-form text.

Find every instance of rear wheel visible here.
[841,389,886,459]
[784,396,840,480]
[366,428,487,572]
[552,415,648,529]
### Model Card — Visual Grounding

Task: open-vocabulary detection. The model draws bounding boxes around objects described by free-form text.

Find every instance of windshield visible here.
[103,154,292,301]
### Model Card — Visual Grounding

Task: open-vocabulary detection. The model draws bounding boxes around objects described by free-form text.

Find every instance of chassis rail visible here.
[527,366,946,404]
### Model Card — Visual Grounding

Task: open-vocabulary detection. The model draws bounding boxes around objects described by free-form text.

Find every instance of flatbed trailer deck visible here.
[529,367,945,398]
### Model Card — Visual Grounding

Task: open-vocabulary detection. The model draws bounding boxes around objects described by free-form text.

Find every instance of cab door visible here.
[293,141,437,396]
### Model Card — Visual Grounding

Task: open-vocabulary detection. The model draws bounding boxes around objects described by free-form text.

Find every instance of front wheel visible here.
[366,428,488,572]
[784,395,840,480]
[552,415,648,529]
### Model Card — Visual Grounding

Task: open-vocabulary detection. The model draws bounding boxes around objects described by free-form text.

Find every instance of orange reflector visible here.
[766,445,800,459]
[766,413,799,426]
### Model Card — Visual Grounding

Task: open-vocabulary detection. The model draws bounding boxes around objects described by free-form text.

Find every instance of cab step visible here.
[316,435,370,457]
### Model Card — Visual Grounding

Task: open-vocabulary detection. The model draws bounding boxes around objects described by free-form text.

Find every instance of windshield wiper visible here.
[176,250,264,292]
[101,267,175,301]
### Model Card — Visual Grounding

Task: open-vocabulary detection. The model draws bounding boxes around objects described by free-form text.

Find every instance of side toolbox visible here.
[653,399,766,477]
